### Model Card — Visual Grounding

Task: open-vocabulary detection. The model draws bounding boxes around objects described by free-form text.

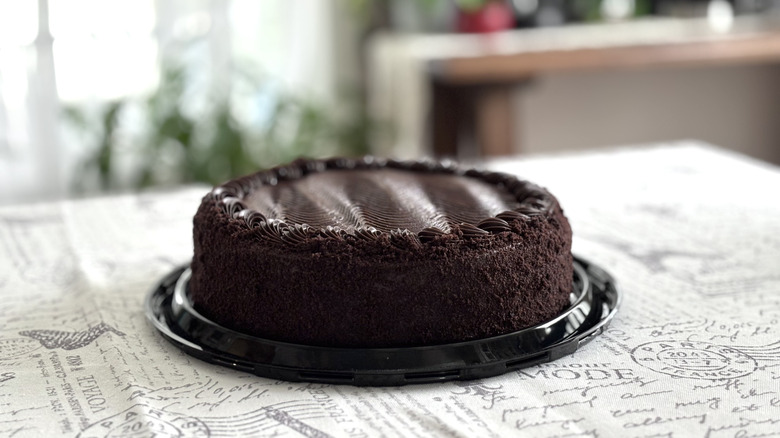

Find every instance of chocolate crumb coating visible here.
[190,157,573,348]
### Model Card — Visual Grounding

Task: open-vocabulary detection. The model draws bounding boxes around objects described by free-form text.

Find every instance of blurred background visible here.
[1,0,780,205]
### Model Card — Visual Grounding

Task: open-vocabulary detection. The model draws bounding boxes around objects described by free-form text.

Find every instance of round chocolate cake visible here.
[190,157,572,348]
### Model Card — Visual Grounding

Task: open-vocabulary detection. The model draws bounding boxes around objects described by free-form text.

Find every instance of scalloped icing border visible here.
[206,156,558,247]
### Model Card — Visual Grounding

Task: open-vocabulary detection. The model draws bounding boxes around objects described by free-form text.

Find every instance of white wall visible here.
[517,64,780,165]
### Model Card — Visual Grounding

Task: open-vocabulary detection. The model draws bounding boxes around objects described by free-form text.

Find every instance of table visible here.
[369,16,780,158]
[1,142,779,437]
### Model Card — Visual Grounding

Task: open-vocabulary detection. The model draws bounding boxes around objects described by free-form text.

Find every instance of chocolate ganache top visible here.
[243,168,521,234]
[208,157,556,246]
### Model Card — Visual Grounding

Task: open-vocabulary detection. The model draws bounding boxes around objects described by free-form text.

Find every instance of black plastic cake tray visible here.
[146,255,620,386]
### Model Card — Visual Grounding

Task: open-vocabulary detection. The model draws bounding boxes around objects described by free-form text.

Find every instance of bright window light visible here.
[0,1,38,47]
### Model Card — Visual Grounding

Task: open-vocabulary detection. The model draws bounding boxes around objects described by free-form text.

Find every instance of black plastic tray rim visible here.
[146,255,620,386]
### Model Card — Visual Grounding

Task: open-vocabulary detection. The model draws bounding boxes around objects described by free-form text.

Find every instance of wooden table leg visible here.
[476,83,516,156]
[431,79,462,157]
[431,80,522,158]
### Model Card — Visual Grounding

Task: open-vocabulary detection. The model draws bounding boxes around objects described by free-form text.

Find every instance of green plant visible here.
[64,62,379,193]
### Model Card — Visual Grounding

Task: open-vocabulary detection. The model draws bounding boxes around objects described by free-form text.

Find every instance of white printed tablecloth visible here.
[1,141,779,437]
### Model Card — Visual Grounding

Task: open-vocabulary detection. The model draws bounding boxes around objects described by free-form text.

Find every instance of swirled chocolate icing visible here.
[243,169,520,234]
[190,157,573,348]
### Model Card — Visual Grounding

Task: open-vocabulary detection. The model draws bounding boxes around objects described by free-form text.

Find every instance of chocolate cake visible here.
[189,157,572,348]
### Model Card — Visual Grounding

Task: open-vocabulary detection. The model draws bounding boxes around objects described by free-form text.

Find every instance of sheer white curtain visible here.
[0,0,341,205]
